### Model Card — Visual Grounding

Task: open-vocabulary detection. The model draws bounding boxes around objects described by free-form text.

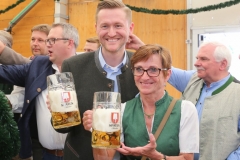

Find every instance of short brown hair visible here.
[86,37,100,48]
[95,0,132,23]
[31,24,51,36]
[131,44,172,77]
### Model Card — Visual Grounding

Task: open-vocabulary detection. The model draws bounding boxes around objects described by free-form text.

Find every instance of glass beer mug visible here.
[92,92,121,149]
[47,72,81,129]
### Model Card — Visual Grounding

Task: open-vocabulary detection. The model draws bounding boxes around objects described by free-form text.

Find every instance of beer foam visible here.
[93,108,121,132]
[49,90,79,112]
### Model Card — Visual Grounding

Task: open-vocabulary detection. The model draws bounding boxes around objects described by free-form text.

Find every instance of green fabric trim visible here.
[212,75,234,95]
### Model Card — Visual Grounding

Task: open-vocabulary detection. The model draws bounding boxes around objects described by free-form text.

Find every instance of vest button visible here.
[27,100,30,103]
[108,83,112,88]
[102,72,107,75]
[20,114,22,117]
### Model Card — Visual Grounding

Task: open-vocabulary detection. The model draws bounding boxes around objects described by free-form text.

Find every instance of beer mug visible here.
[92,92,121,149]
[47,72,81,129]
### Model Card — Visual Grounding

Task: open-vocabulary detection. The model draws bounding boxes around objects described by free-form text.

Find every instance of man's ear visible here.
[129,22,134,33]
[220,59,228,71]
[68,39,74,48]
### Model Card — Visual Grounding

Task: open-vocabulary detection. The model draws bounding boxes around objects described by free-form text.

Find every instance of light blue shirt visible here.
[168,67,239,160]
[99,47,127,92]
[195,74,230,120]
[98,47,127,160]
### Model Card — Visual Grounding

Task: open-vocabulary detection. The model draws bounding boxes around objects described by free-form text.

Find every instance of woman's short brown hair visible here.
[131,44,172,77]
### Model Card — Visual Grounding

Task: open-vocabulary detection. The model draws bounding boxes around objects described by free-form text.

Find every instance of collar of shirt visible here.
[98,46,127,70]
[98,47,127,92]
[196,74,231,120]
[202,74,230,91]
[52,64,60,74]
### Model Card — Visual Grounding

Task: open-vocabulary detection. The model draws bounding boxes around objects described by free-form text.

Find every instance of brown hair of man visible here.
[0,30,13,48]
[86,37,100,48]
[131,44,172,77]
[95,0,132,24]
[31,24,51,35]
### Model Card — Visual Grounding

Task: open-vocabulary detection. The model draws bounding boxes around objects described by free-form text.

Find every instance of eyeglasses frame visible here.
[132,67,168,77]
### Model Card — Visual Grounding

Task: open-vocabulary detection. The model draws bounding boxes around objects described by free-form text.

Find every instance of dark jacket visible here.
[58,50,139,160]
[0,56,54,158]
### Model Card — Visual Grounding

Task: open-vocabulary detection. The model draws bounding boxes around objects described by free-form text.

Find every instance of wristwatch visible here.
[162,154,166,160]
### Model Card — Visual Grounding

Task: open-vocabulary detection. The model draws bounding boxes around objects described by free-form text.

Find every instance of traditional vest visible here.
[182,73,240,160]
[122,92,181,160]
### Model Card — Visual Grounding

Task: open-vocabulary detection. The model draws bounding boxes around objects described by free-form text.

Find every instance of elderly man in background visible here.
[168,42,240,160]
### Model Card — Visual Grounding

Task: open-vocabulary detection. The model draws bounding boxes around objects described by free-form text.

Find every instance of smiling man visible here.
[52,0,139,160]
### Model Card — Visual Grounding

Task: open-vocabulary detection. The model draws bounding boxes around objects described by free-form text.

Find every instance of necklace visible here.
[143,112,155,119]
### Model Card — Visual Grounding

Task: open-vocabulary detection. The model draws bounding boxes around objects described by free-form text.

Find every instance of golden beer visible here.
[92,129,120,148]
[47,72,81,129]
[92,92,121,149]
[52,111,81,129]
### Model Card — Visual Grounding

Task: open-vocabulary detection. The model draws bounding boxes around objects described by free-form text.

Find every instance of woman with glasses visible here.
[83,44,199,160]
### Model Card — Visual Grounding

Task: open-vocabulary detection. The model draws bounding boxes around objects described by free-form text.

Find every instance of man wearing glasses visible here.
[0,22,78,160]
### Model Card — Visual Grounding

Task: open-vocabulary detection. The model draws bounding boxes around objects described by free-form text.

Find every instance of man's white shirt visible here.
[35,64,67,149]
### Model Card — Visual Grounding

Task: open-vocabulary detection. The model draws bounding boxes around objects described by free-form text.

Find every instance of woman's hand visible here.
[116,133,164,160]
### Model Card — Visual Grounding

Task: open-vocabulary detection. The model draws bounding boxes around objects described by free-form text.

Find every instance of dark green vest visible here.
[122,92,181,160]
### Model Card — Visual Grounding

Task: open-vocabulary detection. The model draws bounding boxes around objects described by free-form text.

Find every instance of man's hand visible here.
[82,110,93,131]
[126,33,145,50]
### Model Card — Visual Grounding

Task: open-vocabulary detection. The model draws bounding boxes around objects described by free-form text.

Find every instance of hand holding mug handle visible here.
[82,110,93,131]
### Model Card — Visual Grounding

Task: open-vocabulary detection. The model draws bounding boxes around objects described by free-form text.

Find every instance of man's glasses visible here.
[45,38,69,45]
[132,67,168,77]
